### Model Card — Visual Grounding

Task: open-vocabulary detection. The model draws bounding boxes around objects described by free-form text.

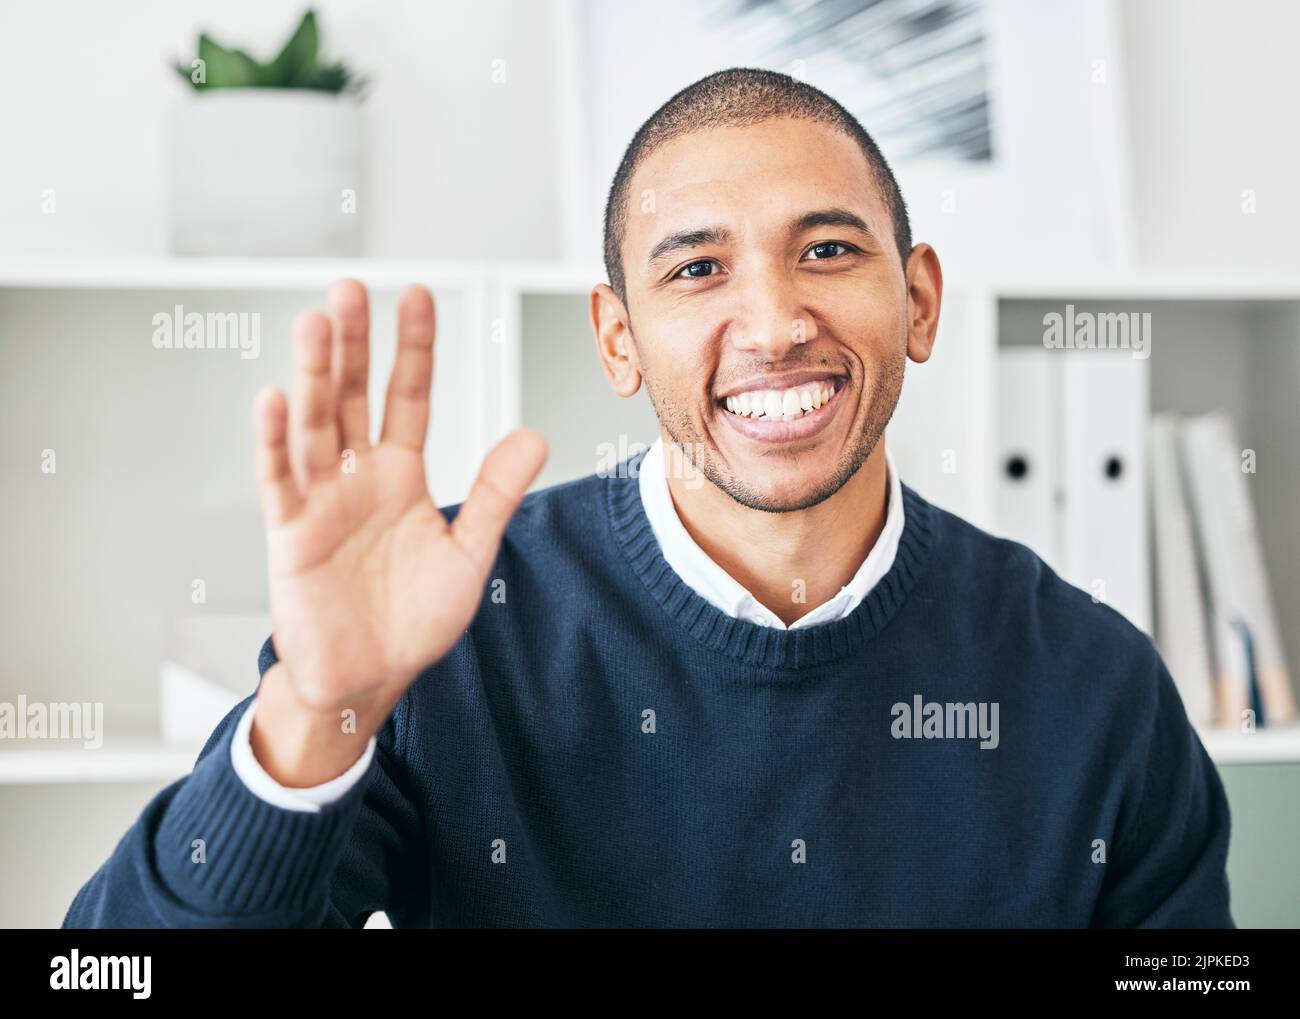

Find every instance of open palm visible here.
[252,281,547,723]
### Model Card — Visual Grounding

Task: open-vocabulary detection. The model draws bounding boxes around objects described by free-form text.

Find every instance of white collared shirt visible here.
[636,436,904,629]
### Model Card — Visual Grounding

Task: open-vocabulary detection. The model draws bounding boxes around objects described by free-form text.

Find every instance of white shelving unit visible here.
[1197,726,1300,765]
[2,259,1298,773]
[991,276,1300,747]
[0,738,197,785]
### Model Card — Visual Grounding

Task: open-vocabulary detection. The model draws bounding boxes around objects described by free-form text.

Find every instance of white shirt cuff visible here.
[228,697,377,813]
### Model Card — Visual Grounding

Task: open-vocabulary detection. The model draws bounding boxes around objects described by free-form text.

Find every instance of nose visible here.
[725,263,818,359]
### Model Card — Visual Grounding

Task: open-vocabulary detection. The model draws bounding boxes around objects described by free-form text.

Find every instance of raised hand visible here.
[248,280,546,786]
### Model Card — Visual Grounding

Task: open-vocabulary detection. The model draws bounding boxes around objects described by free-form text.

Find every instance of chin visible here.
[710,460,849,514]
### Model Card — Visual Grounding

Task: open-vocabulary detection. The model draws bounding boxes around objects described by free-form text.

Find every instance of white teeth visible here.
[724,380,838,419]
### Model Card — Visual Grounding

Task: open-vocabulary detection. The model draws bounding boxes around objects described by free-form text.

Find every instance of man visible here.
[65,67,1232,928]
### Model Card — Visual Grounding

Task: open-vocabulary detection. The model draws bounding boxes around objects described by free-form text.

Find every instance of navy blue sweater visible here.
[64,461,1233,927]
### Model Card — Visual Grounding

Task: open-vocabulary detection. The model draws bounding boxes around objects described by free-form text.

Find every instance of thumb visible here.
[451,428,548,568]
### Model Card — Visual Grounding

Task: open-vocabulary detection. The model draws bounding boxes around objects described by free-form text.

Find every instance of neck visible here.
[664,438,890,626]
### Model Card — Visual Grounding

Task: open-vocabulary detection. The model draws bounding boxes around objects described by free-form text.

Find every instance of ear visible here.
[590,283,642,397]
[903,243,943,364]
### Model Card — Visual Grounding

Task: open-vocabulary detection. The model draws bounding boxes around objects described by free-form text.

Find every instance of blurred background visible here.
[0,0,1296,928]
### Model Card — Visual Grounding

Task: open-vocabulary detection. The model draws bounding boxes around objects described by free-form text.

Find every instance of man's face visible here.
[620,116,909,512]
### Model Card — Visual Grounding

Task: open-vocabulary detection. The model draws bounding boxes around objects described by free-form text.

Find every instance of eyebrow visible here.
[647,226,734,268]
[791,207,874,237]
[645,207,875,270]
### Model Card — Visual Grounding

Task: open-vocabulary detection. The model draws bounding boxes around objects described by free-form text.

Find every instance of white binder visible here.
[1059,349,1151,633]
[994,349,1061,570]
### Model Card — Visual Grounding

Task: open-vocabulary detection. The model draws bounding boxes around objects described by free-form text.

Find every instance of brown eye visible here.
[805,242,849,260]
[676,260,717,279]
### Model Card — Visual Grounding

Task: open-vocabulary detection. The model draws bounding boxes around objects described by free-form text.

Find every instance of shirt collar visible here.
[636,436,905,629]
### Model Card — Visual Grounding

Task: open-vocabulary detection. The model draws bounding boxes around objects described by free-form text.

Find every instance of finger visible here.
[253,386,304,526]
[289,310,341,485]
[329,278,372,451]
[452,428,548,568]
[380,285,435,451]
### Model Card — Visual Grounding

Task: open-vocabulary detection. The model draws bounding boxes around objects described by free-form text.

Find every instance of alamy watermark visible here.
[1043,304,1151,360]
[0,695,103,749]
[151,304,261,360]
[596,435,706,490]
[891,694,1000,749]
[50,951,150,998]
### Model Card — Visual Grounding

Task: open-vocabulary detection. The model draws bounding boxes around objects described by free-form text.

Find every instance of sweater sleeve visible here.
[62,636,428,928]
[1092,650,1235,928]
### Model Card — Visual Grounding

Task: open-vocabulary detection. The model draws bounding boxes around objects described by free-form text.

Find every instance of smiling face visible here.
[603,116,916,512]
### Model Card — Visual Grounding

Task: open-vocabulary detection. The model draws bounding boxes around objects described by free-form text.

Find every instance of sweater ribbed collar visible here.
[605,448,937,669]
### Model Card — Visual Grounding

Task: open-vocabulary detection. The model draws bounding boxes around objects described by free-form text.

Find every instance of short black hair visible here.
[602,67,912,307]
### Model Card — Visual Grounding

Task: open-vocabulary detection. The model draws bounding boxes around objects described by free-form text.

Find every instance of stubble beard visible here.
[641,345,906,514]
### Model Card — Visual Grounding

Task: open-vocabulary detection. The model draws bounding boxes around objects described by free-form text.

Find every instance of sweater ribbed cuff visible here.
[152,717,379,923]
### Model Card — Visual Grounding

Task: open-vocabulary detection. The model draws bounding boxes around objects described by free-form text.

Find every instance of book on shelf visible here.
[1148,414,1215,725]
[1150,410,1295,729]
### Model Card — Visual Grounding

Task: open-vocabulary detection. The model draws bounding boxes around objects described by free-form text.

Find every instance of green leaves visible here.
[196,34,260,87]
[173,9,364,94]
[259,10,319,87]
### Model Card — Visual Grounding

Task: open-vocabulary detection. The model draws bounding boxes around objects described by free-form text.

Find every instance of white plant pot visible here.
[168,89,363,256]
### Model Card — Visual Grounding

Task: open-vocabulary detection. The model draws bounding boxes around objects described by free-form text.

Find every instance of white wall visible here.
[1121,0,1300,270]
[573,0,1138,285]
[574,0,1300,281]
[0,0,562,258]
[6,0,1296,272]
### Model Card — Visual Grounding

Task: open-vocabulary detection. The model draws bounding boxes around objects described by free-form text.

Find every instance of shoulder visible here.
[915,488,1201,827]
[914,485,1162,693]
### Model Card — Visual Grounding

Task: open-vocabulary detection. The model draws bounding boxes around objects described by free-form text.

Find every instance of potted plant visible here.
[168,10,368,256]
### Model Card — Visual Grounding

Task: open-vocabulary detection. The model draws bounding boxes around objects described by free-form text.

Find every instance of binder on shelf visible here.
[1059,349,1152,634]
[1180,412,1295,727]
[1147,414,1215,725]
[994,349,1060,570]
